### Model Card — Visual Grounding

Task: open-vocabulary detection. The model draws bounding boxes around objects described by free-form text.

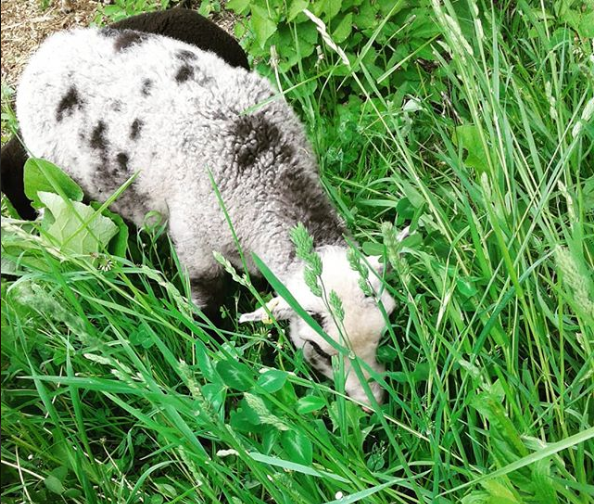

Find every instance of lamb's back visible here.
[17,28,307,224]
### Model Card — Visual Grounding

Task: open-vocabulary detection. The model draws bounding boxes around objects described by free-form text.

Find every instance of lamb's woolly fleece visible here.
[17,28,345,292]
[17,28,397,405]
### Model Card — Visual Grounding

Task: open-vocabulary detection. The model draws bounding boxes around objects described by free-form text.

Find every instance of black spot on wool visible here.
[141,79,153,96]
[175,65,194,83]
[277,168,347,249]
[116,152,129,171]
[231,114,291,169]
[90,121,108,153]
[176,49,197,62]
[56,86,83,122]
[130,119,143,140]
[90,121,110,170]
[114,30,147,51]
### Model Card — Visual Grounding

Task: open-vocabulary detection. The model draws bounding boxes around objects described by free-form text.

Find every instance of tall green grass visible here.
[1,1,593,503]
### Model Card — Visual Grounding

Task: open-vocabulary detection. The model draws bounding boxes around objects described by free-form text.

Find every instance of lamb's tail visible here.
[1,134,37,220]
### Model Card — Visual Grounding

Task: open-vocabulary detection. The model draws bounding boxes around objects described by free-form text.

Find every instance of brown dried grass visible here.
[1,0,101,89]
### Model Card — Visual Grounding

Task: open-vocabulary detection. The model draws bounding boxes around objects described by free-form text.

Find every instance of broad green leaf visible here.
[361,242,384,256]
[63,489,83,499]
[195,340,216,383]
[251,5,277,49]
[287,0,308,21]
[453,124,489,172]
[296,395,326,414]
[457,278,479,297]
[230,406,266,433]
[281,429,313,465]
[216,360,254,391]
[531,458,557,503]
[203,383,226,412]
[332,13,353,43]
[256,369,288,393]
[320,0,342,20]
[399,180,425,209]
[24,158,84,208]
[38,192,118,255]
[297,22,319,45]
[353,2,377,29]
[480,479,521,504]
[90,202,128,257]
[44,474,65,495]
[226,0,250,15]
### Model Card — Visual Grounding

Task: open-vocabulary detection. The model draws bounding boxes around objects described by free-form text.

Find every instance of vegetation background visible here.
[1,0,594,502]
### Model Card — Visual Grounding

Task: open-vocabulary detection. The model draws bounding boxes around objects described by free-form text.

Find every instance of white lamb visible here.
[16,27,403,405]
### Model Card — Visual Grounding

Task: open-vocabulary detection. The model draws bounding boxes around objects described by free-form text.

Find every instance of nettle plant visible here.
[226,0,441,97]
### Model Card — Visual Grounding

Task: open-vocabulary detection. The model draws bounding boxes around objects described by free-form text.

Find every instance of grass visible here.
[1,1,594,503]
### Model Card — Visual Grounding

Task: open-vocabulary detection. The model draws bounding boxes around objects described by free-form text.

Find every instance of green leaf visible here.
[230,406,265,433]
[281,429,313,465]
[216,360,254,391]
[251,5,277,49]
[50,465,68,482]
[63,489,83,499]
[195,340,216,383]
[411,362,430,383]
[256,369,288,393]
[332,13,353,43]
[287,0,308,22]
[24,158,84,208]
[377,0,403,16]
[531,458,557,503]
[297,22,319,45]
[44,474,65,495]
[296,395,326,414]
[353,2,377,29]
[453,124,489,172]
[320,0,342,20]
[457,278,479,298]
[38,192,119,255]
[90,202,128,257]
[226,0,250,15]
[203,383,226,412]
[480,479,521,504]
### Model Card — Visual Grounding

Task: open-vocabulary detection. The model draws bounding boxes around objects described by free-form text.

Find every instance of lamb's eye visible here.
[308,340,332,361]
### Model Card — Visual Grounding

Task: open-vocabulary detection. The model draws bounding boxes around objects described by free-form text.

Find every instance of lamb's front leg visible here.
[167,226,227,313]
[188,266,228,309]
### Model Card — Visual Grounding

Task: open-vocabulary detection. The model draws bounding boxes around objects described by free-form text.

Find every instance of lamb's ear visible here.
[239,297,294,324]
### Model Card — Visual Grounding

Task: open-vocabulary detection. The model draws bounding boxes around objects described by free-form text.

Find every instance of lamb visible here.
[1,8,249,221]
[16,27,400,405]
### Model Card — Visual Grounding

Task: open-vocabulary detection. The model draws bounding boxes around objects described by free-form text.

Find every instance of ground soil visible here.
[1,0,101,89]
